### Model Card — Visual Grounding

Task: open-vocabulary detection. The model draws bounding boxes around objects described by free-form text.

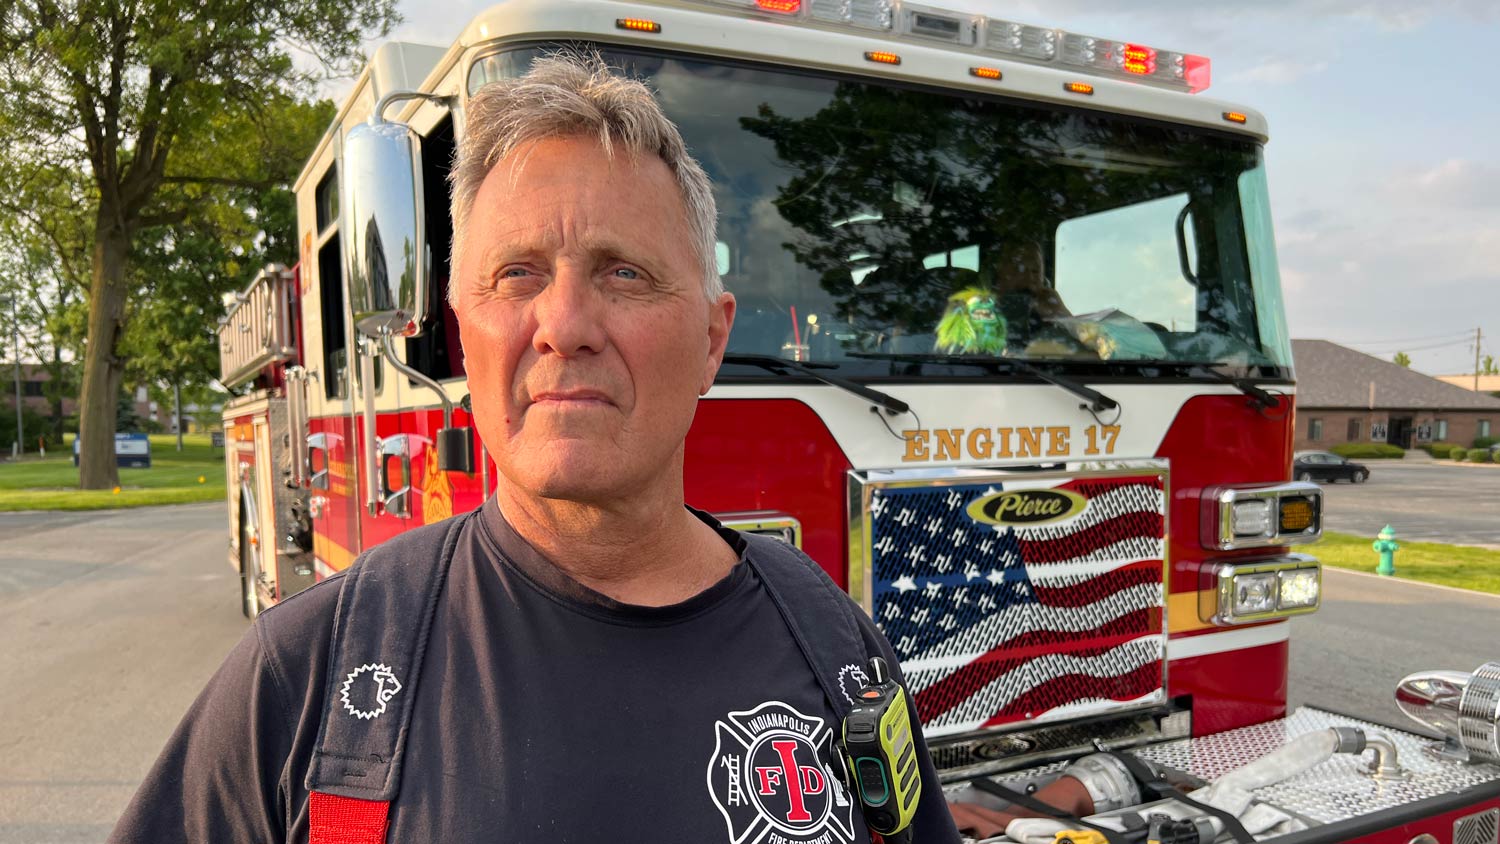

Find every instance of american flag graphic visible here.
[867,475,1166,738]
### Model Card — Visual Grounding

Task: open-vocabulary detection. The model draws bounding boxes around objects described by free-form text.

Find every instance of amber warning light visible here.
[1122,44,1157,75]
[615,17,662,33]
[755,0,801,12]
[865,51,902,65]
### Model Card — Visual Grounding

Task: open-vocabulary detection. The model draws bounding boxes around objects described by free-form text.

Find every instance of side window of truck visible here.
[315,170,349,400]
[402,115,462,382]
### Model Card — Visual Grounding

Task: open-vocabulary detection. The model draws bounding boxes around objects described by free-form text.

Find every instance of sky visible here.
[372,0,1500,376]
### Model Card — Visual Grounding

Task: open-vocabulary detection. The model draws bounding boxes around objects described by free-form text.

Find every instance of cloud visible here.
[1227,59,1330,85]
[1387,159,1500,209]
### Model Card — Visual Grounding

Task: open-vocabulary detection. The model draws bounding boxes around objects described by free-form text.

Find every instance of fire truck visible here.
[216,0,1500,840]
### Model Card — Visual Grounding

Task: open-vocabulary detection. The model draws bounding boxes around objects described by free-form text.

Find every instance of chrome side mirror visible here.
[341,93,439,339]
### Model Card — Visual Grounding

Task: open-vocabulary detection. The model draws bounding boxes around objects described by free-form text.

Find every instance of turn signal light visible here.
[1223,111,1249,124]
[1204,482,1323,550]
[1064,82,1094,95]
[865,50,902,65]
[615,18,662,32]
[756,0,801,11]
[969,67,1003,80]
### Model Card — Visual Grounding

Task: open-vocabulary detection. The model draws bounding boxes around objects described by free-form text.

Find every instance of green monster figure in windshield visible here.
[935,287,1007,355]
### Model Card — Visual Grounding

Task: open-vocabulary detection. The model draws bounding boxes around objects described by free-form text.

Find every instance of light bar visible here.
[1203,482,1323,550]
[808,0,893,30]
[679,0,1215,93]
[1208,555,1321,625]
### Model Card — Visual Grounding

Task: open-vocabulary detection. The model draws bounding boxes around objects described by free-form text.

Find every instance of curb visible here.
[1325,565,1500,601]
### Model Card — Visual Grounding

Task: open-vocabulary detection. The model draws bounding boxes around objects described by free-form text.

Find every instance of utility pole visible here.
[173,381,183,452]
[4,296,20,459]
[1477,327,1484,392]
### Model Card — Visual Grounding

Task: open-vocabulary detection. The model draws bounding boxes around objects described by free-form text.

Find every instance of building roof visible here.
[1293,339,1500,410]
[1436,373,1500,393]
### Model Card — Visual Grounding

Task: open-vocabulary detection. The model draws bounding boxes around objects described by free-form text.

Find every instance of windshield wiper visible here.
[721,354,910,415]
[1133,360,1279,409]
[847,352,1119,414]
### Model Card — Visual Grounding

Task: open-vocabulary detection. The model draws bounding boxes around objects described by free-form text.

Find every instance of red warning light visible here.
[756,0,801,13]
[1122,43,1157,75]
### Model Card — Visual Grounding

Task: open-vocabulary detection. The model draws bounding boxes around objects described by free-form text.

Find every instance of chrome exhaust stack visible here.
[1395,662,1500,763]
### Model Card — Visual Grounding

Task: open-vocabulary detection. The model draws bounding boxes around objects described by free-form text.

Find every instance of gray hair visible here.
[449,53,721,300]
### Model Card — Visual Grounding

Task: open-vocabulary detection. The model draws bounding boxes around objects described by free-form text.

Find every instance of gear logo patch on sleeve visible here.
[707,701,857,844]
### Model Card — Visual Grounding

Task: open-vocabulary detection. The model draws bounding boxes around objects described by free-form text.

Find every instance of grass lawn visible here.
[1315,530,1500,595]
[0,433,225,511]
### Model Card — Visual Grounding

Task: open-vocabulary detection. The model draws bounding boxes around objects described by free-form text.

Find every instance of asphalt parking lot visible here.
[1317,460,1500,547]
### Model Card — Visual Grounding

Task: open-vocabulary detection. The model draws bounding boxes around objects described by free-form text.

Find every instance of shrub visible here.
[1466,448,1489,463]
[1475,436,1498,450]
[1451,447,1468,461]
[1424,441,1464,458]
[1331,443,1405,459]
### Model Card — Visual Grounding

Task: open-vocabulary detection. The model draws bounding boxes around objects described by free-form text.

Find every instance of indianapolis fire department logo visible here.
[707,701,856,844]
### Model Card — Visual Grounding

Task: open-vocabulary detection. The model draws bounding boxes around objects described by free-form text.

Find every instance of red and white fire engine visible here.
[217,1,1500,840]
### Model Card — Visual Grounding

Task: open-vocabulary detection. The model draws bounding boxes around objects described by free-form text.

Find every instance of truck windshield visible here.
[470,46,1292,380]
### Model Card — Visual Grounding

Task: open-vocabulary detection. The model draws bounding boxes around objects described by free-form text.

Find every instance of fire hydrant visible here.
[1373,525,1399,576]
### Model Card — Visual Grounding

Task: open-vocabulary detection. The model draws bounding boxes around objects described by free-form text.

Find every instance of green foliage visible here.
[1468,448,1493,463]
[1393,351,1411,367]
[1316,531,1500,595]
[1330,442,1405,459]
[0,0,396,487]
[1423,441,1464,457]
[0,403,58,450]
[1474,436,1498,449]
[1483,355,1497,376]
[1451,446,1468,461]
[0,433,222,510]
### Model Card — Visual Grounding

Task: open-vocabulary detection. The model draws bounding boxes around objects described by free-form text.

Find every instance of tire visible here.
[1298,471,1314,483]
[1353,470,1368,483]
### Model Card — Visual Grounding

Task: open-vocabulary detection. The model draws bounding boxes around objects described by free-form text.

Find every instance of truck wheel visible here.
[239,518,260,620]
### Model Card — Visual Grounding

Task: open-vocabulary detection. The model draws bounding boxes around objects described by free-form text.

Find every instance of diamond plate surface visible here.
[1135,707,1500,822]
[1456,807,1499,844]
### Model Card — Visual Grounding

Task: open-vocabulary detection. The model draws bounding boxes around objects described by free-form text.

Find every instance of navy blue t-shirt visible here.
[109,500,960,844]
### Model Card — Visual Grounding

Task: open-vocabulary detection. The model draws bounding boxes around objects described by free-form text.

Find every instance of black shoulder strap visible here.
[304,511,475,800]
[740,533,872,719]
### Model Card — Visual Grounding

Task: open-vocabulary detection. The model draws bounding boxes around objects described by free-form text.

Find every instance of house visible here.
[1292,340,1500,450]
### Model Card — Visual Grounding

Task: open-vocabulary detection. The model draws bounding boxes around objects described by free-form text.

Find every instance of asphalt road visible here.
[2,502,1498,841]
[1287,566,1500,730]
[1318,461,1500,547]
[0,503,247,844]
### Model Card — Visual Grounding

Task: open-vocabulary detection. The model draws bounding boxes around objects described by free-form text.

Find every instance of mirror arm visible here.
[380,333,454,428]
[372,91,455,125]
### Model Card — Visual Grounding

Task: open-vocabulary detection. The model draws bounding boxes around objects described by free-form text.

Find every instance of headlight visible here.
[1204,483,1323,550]
[1209,555,1321,625]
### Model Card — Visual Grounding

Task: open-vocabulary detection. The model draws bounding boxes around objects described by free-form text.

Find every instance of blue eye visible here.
[503,267,530,278]
[614,267,640,280]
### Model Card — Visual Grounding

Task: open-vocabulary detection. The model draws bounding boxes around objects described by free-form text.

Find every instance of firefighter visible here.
[110,53,959,844]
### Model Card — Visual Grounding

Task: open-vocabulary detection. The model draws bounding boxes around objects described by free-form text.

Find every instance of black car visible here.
[1293,451,1369,483]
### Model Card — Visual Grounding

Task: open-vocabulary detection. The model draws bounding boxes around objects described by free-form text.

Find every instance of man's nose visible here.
[531,266,608,357]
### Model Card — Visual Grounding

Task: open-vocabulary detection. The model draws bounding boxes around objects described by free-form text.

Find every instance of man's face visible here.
[454,135,734,505]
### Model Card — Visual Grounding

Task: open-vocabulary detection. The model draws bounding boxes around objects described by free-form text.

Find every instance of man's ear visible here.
[701,292,736,396]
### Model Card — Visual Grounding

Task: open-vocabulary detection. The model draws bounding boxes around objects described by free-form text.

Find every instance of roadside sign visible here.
[73,433,152,469]
[210,431,225,448]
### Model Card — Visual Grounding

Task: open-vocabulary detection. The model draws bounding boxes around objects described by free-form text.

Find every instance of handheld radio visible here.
[839,657,921,844]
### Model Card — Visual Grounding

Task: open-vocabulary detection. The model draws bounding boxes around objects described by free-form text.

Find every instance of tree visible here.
[1394,352,1411,367]
[1483,354,1497,376]
[0,0,397,488]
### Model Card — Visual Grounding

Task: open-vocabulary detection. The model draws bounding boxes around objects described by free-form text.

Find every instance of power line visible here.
[1356,337,1474,354]
[1339,329,1476,347]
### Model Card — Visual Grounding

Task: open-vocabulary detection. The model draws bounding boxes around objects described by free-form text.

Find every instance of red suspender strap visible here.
[309,791,390,844]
